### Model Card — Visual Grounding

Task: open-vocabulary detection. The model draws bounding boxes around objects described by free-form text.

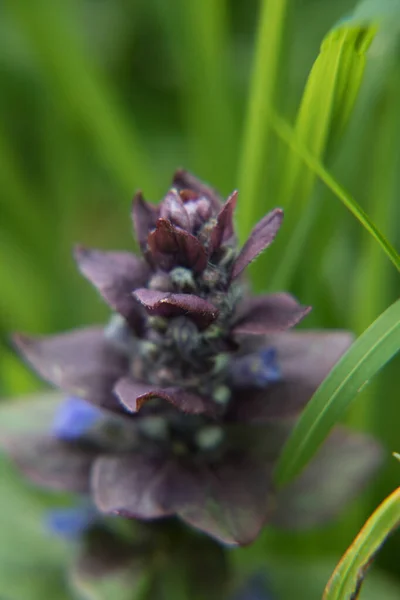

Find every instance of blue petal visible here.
[231,347,281,389]
[52,396,103,441]
[231,574,274,600]
[46,505,96,540]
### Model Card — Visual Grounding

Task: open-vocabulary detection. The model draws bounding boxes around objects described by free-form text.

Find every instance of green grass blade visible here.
[267,22,376,289]
[275,298,400,486]
[281,23,376,209]
[323,487,400,600]
[236,0,289,243]
[270,114,400,272]
[5,0,155,197]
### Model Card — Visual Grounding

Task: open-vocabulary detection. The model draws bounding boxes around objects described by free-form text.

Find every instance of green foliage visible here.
[269,557,400,600]
[323,488,400,599]
[0,455,73,599]
[4,0,156,198]
[1,0,400,597]
[275,298,400,486]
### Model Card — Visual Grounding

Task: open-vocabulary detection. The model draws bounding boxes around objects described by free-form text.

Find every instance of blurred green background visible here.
[0,0,399,598]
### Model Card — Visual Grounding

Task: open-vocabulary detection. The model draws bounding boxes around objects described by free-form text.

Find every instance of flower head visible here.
[7,171,382,545]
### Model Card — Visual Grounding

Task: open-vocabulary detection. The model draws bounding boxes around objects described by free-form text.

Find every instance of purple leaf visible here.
[13,327,128,410]
[233,293,311,335]
[230,331,353,422]
[74,247,149,328]
[159,189,191,230]
[92,452,175,519]
[231,209,283,280]
[170,453,274,545]
[115,377,217,416]
[2,435,96,493]
[93,448,274,546]
[148,218,208,273]
[209,191,238,254]
[131,191,159,250]
[133,288,219,329]
[272,427,383,529]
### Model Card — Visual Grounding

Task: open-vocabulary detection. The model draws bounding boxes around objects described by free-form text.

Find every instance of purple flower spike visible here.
[8,171,382,547]
[52,396,103,441]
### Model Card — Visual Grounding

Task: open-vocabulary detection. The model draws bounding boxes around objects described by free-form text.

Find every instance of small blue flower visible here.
[231,347,281,389]
[52,396,102,441]
[46,504,97,540]
[231,574,274,600]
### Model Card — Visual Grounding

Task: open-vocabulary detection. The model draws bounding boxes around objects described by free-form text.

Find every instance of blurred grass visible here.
[0,0,399,597]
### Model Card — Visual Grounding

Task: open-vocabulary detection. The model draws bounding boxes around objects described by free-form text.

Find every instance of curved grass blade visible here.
[275,298,400,486]
[323,487,400,600]
[280,23,376,211]
[271,114,400,272]
[263,21,376,290]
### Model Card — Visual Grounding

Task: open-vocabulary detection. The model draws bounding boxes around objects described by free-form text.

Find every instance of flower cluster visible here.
[6,171,381,546]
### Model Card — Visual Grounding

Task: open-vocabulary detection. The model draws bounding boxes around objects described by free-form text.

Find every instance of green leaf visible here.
[0,391,62,436]
[0,453,73,600]
[275,298,400,486]
[268,21,377,289]
[393,452,400,462]
[284,23,376,202]
[230,553,400,600]
[323,487,400,599]
[0,563,71,600]
[269,557,400,600]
